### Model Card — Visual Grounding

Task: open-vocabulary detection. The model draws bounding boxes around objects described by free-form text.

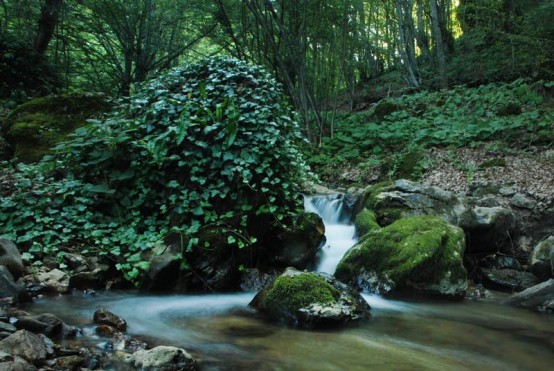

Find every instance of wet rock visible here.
[265,212,325,269]
[11,313,79,339]
[68,265,109,290]
[482,268,539,292]
[47,355,84,370]
[0,356,36,371]
[0,238,24,279]
[23,268,69,294]
[109,332,147,353]
[250,268,370,328]
[0,321,16,334]
[239,268,279,291]
[0,330,47,365]
[0,266,28,303]
[354,209,380,237]
[127,346,197,370]
[93,309,127,332]
[502,279,554,310]
[528,236,554,280]
[336,216,468,298]
[95,325,117,337]
[463,206,517,254]
[140,248,180,292]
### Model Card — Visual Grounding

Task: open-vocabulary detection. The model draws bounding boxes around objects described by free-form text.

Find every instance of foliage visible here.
[306,79,554,182]
[0,34,60,100]
[0,57,309,283]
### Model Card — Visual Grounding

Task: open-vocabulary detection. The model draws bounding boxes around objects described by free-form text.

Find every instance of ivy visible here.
[0,57,310,284]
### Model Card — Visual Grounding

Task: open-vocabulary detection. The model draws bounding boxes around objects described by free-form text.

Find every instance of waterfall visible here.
[304,194,357,274]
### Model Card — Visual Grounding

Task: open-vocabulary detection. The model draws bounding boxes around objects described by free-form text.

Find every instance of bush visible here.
[0,57,309,283]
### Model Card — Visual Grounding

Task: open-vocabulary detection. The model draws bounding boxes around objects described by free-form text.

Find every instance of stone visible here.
[0,238,24,279]
[335,216,468,298]
[128,346,197,370]
[502,279,554,310]
[0,330,47,365]
[239,268,279,291]
[250,268,370,328]
[463,206,517,254]
[354,209,380,237]
[0,357,37,371]
[48,355,84,370]
[11,313,79,339]
[510,193,537,210]
[482,269,539,292]
[68,266,108,290]
[23,268,69,294]
[528,236,554,280]
[0,321,16,334]
[0,266,27,302]
[93,309,127,331]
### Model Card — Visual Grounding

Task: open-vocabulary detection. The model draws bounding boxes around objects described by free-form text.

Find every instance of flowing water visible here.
[26,195,554,370]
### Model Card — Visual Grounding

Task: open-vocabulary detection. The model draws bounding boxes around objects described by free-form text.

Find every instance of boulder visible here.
[0,238,24,279]
[2,94,111,163]
[0,266,28,303]
[528,236,554,280]
[266,212,325,268]
[127,346,197,370]
[11,313,79,339]
[369,179,465,226]
[23,268,69,294]
[0,330,46,365]
[502,279,554,310]
[0,357,37,371]
[93,309,127,332]
[250,268,370,328]
[335,216,468,298]
[463,206,518,254]
[482,268,539,292]
[354,209,380,238]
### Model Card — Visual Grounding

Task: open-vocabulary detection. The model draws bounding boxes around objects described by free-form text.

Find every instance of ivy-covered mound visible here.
[0,57,311,285]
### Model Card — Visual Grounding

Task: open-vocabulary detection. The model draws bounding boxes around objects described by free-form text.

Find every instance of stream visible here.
[26,195,554,370]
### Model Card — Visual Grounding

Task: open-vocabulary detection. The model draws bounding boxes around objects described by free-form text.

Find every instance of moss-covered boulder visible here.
[2,94,111,162]
[250,268,370,328]
[335,216,468,298]
[354,209,380,237]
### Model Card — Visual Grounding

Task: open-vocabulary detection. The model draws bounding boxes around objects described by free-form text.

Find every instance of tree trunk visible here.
[395,0,420,88]
[430,0,448,88]
[34,0,63,55]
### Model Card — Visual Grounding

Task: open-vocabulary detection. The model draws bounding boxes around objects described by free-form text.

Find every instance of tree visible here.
[34,0,63,55]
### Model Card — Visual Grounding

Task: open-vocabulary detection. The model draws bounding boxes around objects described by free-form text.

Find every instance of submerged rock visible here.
[335,216,468,298]
[250,268,369,328]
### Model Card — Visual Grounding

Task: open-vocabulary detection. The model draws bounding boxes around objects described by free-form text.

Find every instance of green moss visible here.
[264,272,340,312]
[381,150,425,181]
[355,209,380,237]
[335,216,467,290]
[372,99,400,121]
[362,181,392,210]
[3,94,110,162]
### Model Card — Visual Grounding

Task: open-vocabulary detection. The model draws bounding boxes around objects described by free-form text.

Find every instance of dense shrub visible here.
[0,57,309,282]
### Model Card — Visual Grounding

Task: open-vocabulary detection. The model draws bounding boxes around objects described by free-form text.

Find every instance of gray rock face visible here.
[128,346,197,370]
[0,330,47,365]
[528,236,554,280]
[250,268,370,328]
[463,206,517,254]
[0,238,24,279]
[502,279,554,310]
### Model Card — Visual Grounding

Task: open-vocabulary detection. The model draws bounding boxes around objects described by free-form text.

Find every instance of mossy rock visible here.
[335,216,468,298]
[372,99,400,121]
[2,94,111,162]
[360,181,393,210]
[250,268,370,328]
[380,150,425,181]
[354,209,380,238]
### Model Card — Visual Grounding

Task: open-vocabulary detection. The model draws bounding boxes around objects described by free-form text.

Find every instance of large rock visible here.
[1,94,111,163]
[502,279,554,311]
[0,330,47,365]
[250,268,370,328]
[0,238,24,279]
[93,309,127,332]
[481,268,539,292]
[462,205,518,254]
[528,236,554,280]
[0,266,27,303]
[127,346,197,370]
[23,268,69,294]
[335,216,468,298]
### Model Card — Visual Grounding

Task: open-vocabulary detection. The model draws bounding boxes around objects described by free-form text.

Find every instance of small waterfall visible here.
[304,194,357,274]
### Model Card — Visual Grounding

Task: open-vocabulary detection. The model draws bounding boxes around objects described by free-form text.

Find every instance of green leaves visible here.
[0,57,309,285]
